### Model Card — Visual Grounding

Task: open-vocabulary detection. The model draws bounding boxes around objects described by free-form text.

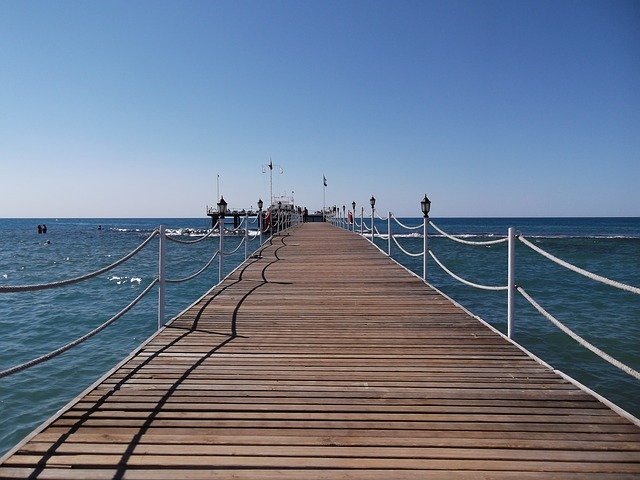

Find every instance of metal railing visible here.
[329,204,640,381]
[0,214,302,378]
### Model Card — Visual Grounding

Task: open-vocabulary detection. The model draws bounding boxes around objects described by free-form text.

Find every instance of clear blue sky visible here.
[1,0,638,218]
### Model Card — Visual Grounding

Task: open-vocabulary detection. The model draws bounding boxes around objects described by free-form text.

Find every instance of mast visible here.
[269,158,273,206]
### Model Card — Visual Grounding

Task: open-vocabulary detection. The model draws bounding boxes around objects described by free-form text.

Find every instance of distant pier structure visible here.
[206,195,314,231]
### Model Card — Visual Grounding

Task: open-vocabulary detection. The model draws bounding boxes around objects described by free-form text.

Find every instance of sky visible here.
[1,0,638,218]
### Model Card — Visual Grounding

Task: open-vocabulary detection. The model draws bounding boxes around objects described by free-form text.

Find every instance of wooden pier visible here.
[2,223,640,479]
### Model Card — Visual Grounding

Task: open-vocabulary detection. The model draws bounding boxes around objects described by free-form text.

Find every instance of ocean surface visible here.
[1,217,639,456]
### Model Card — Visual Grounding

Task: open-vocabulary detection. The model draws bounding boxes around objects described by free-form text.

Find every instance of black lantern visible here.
[257,198,263,211]
[420,194,431,218]
[278,201,282,210]
[342,205,345,215]
[352,201,356,212]
[370,196,376,208]
[217,196,228,217]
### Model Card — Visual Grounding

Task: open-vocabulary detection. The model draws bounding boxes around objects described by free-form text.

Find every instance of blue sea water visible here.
[1,217,639,456]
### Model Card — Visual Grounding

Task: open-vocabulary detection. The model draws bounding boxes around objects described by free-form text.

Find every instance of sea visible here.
[1,216,639,456]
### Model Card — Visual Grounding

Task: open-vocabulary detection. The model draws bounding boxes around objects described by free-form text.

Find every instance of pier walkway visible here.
[2,223,639,479]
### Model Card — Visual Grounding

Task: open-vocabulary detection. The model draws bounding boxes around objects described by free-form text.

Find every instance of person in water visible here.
[42,224,47,233]
[37,225,42,234]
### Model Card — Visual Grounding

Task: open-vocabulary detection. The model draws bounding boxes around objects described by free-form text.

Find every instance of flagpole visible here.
[269,158,273,207]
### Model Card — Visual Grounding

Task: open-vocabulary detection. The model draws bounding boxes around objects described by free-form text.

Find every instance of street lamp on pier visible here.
[420,194,431,281]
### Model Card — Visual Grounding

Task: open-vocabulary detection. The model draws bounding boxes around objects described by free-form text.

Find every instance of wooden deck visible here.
[2,222,640,479]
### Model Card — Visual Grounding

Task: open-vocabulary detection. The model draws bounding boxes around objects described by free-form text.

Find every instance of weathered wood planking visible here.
[2,222,639,479]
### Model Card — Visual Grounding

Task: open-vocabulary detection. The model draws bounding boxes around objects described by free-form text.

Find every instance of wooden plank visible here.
[2,222,639,479]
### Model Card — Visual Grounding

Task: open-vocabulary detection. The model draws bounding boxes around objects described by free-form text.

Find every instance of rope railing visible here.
[430,220,509,246]
[392,215,424,230]
[517,286,640,380]
[166,251,220,284]
[391,235,423,257]
[0,230,159,293]
[0,209,283,378]
[222,236,246,256]
[0,278,159,379]
[429,250,508,291]
[519,236,640,295]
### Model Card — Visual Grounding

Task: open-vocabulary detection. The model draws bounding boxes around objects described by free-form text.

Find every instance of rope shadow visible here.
[26,235,288,479]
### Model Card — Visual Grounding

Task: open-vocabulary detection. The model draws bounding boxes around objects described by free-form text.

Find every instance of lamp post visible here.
[218,196,227,281]
[421,194,431,280]
[352,201,356,231]
[342,205,345,228]
[257,198,263,246]
[370,196,376,242]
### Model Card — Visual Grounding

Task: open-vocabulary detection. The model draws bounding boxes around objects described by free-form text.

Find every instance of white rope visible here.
[517,287,640,380]
[429,221,508,246]
[222,237,246,256]
[0,230,159,293]
[519,236,640,295]
[166,251,219,284]
[392,215,425,231]
[429,250,508,291]
[391,235,423,257]
[0,278,159,378]
[166,224,218,244]
[375,213,389,221]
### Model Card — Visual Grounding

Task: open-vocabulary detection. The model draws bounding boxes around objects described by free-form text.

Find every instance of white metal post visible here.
[158,225,166,330]
[387,213,392,256]
[371,208,375,243]
[218,217,224,282]
[258,210,263,246]
[507,227,516,339]
[423,217,429,281]
[360,207,364,236]
[244,213,248,260]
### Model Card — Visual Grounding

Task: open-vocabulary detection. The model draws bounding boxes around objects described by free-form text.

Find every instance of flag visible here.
[323,175,327,187]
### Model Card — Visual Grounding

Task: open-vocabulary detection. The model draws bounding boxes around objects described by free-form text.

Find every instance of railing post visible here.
[360,207,364,236]
[507,227,516,339]
[259,211,263,246]
[244,213,249,260]
[423,217,429,281]
[158,225,166,330]
[219,217,224,282]
[387,213,392,256]
[371,208,375,243]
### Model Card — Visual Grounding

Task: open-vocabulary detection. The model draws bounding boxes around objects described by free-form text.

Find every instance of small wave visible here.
[165,228,211,237]
[108,275,142,286]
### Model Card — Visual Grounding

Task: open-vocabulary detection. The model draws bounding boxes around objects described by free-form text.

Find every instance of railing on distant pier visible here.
[329,204,640,381]
[0,209,302,379]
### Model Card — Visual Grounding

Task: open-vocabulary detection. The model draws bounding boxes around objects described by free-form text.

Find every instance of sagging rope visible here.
[0,230,159,293]
[0,279,159,378]
[429,221,509,246]
[391,235,423,257]
[519,236,640,295]
[429,250,508,291]
[222,237,246,256]
[391,215,424,231]
[166,251,219,284]
[517,286,640,380]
